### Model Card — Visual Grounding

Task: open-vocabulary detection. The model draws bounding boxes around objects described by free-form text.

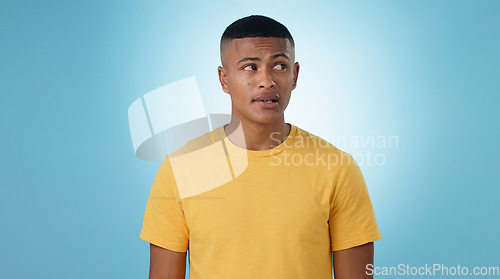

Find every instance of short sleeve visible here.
[329,155,382,251]
[140,158,189,252]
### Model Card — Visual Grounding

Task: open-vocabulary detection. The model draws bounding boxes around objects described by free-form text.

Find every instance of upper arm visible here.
[329,155,382,251]
[140,159,190,252]
[149,244,187,279]
[332,242,373,279]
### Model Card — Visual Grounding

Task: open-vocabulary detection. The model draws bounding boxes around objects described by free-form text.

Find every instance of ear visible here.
[291,62,300,90]
[218,66,230,94]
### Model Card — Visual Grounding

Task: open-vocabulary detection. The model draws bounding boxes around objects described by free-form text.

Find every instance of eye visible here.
[273,63,287,71]
[242,64,257,71]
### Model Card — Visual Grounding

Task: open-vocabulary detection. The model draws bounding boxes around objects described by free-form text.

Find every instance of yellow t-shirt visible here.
[140,124,382,278]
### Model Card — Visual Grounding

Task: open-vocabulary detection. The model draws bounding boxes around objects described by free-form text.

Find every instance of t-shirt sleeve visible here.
[329,155,382,251]
[140,158,189,252]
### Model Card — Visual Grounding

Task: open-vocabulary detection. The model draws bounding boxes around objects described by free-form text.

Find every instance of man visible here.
[140,15,382,279]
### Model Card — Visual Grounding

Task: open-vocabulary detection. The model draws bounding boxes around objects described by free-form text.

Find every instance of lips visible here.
[253,93,280,102]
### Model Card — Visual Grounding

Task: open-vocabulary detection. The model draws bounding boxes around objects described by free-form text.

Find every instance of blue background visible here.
[1,0,498,278]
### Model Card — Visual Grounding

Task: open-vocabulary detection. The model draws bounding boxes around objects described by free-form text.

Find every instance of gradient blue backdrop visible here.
[1,0,498,278]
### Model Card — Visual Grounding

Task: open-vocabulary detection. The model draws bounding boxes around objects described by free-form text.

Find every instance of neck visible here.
[224,118,291,151]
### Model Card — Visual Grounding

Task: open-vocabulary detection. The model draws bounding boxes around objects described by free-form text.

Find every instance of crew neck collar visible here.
[215,123,296,158]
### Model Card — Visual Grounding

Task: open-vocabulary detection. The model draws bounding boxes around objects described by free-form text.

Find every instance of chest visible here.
[181,166,332,243]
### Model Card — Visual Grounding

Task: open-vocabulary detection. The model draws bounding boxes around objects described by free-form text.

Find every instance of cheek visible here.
[281,75,295,89]
[236,79,251,87]
[239,78,250,85]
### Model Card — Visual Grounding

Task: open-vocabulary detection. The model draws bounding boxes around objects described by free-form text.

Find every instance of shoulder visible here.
[292,125,350,155]
[166,126,222,159]
[161,125,228,175]
[289,124,357,172]
[161,126,232,199]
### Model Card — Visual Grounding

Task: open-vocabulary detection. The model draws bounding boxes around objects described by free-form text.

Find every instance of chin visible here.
[252,115,283,125]
[233,109,284,125]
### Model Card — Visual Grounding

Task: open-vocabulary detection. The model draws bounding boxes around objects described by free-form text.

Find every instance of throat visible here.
[224,122,291,151]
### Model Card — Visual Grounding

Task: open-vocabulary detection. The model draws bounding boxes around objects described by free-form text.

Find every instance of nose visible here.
[258,68,276,89]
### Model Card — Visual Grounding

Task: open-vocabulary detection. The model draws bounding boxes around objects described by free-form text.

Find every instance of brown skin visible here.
[333,242,374,279]
[149,36,374,278]
[218,37,299,150]
[149,244,186,279]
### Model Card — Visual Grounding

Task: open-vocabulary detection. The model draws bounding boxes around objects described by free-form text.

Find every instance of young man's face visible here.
[218,37,299,126]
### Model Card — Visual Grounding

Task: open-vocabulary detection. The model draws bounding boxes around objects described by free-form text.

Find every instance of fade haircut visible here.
[220,15,295,53]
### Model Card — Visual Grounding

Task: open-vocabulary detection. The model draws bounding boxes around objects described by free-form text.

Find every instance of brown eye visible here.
[273,63,286,71]
[243,65,257,71]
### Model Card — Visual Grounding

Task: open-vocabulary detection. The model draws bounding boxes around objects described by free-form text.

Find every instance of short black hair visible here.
[221,15,294,50]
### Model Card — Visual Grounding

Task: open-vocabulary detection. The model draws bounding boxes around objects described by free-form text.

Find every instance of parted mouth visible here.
[253,93,280,103]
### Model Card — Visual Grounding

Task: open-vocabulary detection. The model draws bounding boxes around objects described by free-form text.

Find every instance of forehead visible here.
[223,37,294,62]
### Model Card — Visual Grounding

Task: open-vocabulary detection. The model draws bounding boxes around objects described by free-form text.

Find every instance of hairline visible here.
[221,36,294,50]
[220,37,295,66]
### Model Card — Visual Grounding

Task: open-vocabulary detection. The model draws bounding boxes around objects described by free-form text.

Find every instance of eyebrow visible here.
[237,53,290,64]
